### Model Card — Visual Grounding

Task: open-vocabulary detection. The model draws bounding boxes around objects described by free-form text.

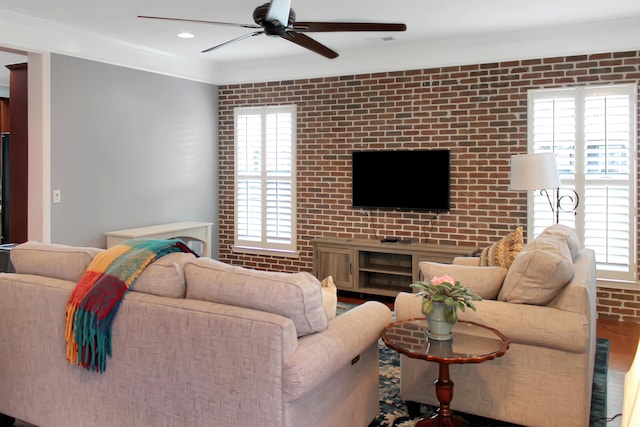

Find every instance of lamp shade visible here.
[510,153,560,191]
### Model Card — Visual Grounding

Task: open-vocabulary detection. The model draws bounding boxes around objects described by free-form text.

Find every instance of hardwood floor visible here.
[596,318,640,427]
[340,294,640,426]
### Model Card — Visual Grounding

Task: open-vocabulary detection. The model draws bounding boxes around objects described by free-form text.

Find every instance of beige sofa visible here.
[0,242,392,427]
[394,224,597,427]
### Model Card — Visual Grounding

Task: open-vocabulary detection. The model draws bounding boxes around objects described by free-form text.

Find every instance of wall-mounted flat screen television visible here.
[352,149,450,211]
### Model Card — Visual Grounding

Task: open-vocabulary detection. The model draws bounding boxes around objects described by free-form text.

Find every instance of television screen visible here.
[352,149,450,211]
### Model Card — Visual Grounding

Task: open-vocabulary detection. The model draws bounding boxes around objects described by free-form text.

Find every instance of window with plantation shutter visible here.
[234,105,297,255]
[528,84,637,282]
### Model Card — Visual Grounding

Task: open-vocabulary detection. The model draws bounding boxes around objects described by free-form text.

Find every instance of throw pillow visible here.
[498,235,575,305]
[10,241,103,282]
[184,257,328,337]
[320,276,338,320]
[479,226,524,269]
[132,252,196,298]
[419,261,507,300]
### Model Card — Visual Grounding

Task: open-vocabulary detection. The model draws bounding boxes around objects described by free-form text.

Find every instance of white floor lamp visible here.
[509,152,579,223]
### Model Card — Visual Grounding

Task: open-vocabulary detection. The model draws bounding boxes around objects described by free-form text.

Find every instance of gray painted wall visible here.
[50,54,218,253]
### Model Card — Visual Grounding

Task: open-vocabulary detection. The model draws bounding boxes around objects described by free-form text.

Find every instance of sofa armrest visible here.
[395,292,589,353]
[282,301,392,401]
[548,249,596,314]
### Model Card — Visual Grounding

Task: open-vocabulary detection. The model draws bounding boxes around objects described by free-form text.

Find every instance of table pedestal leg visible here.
[415,363,466,427]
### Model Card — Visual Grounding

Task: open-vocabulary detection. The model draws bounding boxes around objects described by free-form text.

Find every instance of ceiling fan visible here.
[138,0,406,59]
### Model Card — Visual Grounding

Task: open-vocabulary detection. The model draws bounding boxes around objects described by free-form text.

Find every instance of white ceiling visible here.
[0,0,640,85]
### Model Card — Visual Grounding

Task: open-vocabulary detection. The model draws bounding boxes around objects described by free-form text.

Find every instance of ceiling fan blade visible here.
[266,0,292,26]
[202,31,264,53]
[137,15,261,30]
[293,22,406,32]
[280,31,338,59]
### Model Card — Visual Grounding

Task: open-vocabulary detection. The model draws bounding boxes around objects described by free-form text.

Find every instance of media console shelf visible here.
[312,237,477,298]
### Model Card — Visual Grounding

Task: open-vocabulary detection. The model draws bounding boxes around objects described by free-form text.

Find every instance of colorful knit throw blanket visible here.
[64,238,195,373]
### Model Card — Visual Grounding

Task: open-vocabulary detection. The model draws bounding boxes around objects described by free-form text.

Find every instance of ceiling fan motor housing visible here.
[253,3,295,35]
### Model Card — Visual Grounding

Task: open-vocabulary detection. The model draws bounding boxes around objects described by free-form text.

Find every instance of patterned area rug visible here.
[337,302,609,427]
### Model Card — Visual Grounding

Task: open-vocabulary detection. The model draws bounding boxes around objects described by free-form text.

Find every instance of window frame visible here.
[527,83,638,283]
[233,104,298,257]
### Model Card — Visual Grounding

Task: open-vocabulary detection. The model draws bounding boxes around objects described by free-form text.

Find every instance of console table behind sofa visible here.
[105,221,213,257]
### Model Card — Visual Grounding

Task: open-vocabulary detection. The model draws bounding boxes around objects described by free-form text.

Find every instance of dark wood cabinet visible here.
[5,63,28,243]
[0,98,9,133]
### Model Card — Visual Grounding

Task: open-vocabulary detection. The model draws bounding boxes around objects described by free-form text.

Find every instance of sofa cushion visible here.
[184,257,329,337]
[479,226,524,269]
[498,234,575,305]
[540,224,581,260]
[419,261,506,300]
[132,252,195,298]
[10,241,103,282]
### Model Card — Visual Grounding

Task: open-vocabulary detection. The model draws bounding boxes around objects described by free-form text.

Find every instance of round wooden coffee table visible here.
[381,318,510,427]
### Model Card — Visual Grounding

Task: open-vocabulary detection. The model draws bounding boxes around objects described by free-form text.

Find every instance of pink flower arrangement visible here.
[410,274,482,324]
[429,274,455,286]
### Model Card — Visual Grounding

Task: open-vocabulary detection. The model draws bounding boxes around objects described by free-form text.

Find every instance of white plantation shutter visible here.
[235,105,297,253]
[530,95,577,236]
[266,181,293,244]
[583,90,633,275]
[236,180,262,242]
[528,85,637,281]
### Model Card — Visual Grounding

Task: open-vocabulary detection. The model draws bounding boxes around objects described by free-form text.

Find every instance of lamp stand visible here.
[539,188,580,224]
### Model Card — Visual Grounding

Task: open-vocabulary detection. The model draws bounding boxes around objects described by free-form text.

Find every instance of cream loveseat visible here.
[0,242,392,427]
[394,224,597,427]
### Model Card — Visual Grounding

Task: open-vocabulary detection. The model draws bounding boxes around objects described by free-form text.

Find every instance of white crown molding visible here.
[0,9,219,84]
[212,17,640,84]
[1,7,639,86]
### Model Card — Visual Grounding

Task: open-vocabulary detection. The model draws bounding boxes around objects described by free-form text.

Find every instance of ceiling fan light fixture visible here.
[177,32,195,39]
[139,0,406,59]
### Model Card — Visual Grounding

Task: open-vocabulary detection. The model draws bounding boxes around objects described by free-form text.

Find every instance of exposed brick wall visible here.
[218,50,640,322]
[598,286,640,323]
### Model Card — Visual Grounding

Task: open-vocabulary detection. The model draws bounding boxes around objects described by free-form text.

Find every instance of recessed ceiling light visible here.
[177,32,195,39]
